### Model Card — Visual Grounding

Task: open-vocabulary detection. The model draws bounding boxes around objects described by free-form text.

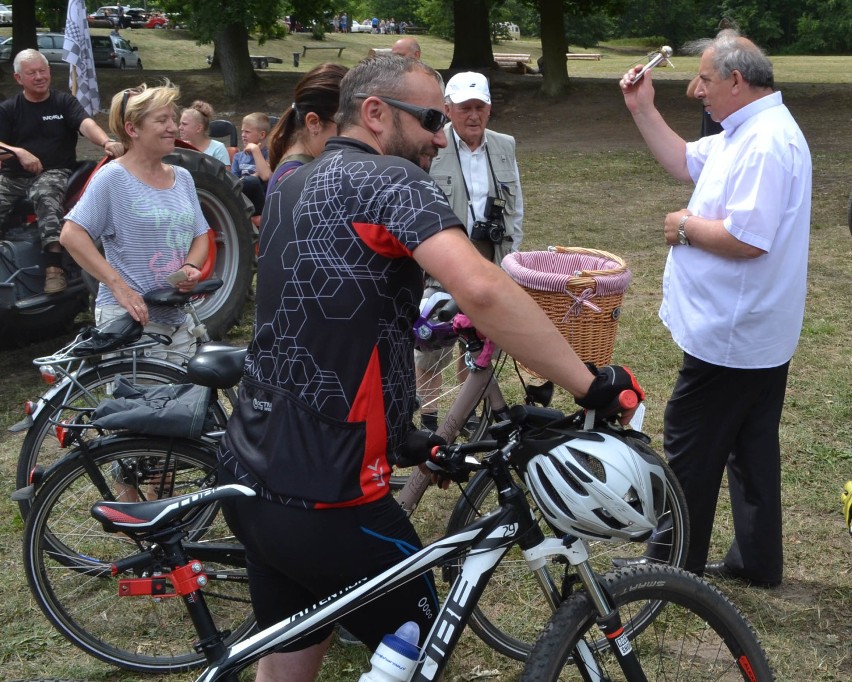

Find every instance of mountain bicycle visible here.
[399,294,690,661]
[11,278,237,519]
[19,297,688,673]
[30,403,772,681]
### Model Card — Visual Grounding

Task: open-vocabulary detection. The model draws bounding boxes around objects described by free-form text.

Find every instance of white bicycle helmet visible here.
[523,432,667,542]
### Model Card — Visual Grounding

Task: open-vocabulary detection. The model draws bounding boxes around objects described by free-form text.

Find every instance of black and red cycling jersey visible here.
[219,138,463,508]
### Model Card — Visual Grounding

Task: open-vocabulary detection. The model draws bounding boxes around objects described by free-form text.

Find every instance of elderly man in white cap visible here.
[417,71,525,433]
[430,71,523,262]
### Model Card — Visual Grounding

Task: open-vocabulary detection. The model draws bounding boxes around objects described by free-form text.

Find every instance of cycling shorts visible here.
[220,468,439,652]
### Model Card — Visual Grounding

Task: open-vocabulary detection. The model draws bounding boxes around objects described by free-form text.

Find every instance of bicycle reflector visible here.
[39,365,57,384]
[55,422,71,448]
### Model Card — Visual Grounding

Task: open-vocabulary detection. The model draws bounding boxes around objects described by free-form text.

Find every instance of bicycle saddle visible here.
[69,313,143,357]
[186,343,247,389]
[143,277,224,307]
[91,484,255,535]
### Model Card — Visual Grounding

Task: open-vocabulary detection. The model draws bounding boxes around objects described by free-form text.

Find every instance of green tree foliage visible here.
[416,0,455,40]
[156,0,283,42]
[38,0,67,32]
[564,8,617,48]
[362,0,420,24]
[616,0,852,54]
[616,0,718,51]
[792,0,852,53]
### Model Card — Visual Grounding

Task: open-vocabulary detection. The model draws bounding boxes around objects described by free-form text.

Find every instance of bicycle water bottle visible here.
[358,621,421,682]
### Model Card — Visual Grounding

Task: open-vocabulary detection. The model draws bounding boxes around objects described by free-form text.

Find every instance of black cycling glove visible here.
[575,363,645,411]
[393,427,447,468]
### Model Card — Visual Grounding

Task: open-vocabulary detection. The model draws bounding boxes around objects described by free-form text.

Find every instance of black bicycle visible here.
[11,278,237,520]
[24,402,772,680]
[18,343,249,673]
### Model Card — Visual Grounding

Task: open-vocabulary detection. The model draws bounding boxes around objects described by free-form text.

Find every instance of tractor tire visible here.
[164,147,254,339]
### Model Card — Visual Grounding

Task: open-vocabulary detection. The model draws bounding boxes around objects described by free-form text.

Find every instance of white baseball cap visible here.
[444,72,491,105]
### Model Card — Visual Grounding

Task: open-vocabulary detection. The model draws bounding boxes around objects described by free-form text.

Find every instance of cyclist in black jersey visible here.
[218,54,643,682]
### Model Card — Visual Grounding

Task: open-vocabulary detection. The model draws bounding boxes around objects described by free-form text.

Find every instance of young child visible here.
[232,112,271,215]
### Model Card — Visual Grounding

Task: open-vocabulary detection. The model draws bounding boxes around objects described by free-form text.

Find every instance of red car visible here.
[125,8,168,29]
[142,13,168,28]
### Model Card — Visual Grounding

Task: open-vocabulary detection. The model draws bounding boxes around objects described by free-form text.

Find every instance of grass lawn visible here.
[0,27,849,682]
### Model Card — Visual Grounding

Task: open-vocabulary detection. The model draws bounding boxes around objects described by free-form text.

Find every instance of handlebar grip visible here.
[618,389,639,410]
[593,389,640,421]
[437,299,460,321]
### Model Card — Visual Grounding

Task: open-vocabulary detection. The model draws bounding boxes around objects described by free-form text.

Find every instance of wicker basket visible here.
[502,246,631,370]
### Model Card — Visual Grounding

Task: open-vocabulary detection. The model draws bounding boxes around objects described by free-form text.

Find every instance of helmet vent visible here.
[533,463,577,520]
[573,450,606,482]
[650,474,666,518]
[549,455,587,495]
[593,508,627,530]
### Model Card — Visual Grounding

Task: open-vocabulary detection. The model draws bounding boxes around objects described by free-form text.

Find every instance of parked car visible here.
[126,7,168,29]
[0,33,66,65]
[0,4,12,24]
[91,33,142,69]
[349,20,372,33]
[88,5,136,28]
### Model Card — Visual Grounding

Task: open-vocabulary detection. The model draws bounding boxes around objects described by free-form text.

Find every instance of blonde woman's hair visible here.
[109,80,181,148]
[185,100,215,132]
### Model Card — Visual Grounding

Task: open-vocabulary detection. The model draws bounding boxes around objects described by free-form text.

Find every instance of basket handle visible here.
[547,245,628,278]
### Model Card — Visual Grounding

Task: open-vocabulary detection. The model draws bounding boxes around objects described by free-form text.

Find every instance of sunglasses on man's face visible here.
[355,93,448,134]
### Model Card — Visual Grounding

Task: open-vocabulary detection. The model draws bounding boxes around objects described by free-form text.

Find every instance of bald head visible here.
[392,37,421,60]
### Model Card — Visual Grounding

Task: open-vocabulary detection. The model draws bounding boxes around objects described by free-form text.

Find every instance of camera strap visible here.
[451,131,503,227]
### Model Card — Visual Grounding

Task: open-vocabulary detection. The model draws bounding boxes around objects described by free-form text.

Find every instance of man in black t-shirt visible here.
[0,50,123,293]
[218,54,642,682]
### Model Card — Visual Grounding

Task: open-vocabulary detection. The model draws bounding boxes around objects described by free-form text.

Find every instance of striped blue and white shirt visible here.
[66,162,208,325]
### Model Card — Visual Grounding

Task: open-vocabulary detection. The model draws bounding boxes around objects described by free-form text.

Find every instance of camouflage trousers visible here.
[0,169,72,248]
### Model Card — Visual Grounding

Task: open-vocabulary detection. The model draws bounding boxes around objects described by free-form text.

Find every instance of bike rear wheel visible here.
[22,437,254,673]
[444,438,689,660]
[520,564,774,681]
[16,357,230,519]
[15,357,189,517]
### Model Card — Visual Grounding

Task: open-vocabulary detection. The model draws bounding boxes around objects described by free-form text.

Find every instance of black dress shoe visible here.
[704,561,781,589]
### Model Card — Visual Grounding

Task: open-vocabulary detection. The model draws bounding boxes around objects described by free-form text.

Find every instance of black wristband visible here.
[182,262,200,270]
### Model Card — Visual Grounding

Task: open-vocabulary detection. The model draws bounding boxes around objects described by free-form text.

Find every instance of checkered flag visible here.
[63,0,100,116]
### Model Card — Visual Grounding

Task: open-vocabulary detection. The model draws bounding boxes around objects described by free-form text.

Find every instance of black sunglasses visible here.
[119,87,142,123]
[355,93,448,134]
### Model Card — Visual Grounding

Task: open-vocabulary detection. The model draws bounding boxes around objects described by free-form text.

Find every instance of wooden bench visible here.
[368,48,393,58]
[404,26,428,35]
[302,45,346,58]
[494,53,531,72]
[566,53,602,60]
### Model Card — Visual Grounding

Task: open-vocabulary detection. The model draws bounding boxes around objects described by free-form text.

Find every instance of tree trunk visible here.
[449,0,493,70]
[12,0,39,52]
[539,0,569,97]
[212,23,258,99]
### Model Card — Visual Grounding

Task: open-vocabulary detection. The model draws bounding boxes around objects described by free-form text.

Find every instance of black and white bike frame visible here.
[197,454,549,681]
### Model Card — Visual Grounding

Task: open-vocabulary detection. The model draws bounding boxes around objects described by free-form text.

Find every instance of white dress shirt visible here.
[660,91,812,368]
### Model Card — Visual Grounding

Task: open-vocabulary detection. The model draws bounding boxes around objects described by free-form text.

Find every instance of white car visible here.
[349,20,372,34]
[0,4,12,24]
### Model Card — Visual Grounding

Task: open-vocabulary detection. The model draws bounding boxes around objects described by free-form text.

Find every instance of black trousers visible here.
[664,353,789,583]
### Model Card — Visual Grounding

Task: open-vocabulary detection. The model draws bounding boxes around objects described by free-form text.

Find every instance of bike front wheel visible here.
[520,564,774,681]
[445,437,689,661]
[22,437,254,673]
